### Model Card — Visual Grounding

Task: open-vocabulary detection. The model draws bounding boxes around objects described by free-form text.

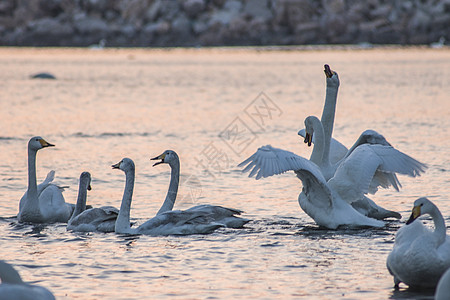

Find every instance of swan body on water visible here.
[0,260,55,300]
[67,172,119,233]
[112,157,246,236]
[387,198,450,289]
[150,150,250,228]
[239,144,386,229]
[18,136,74,223]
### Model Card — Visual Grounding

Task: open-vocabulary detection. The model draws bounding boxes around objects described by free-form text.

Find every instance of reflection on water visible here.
[0,47,449,299]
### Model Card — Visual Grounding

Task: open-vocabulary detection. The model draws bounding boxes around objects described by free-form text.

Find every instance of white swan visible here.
[387,197,450,289]
[18,136,73,223]
[67,172,119,233]
[239,144,387,229]
[435,267,450,300]
[151,150,250,228]
[0,260,55,300]
[112,158,242,236]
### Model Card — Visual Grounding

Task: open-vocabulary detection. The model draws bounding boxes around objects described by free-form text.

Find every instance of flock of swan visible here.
[1,64,449,299]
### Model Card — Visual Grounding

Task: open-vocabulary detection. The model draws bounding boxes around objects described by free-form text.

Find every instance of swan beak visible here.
[324,64,334,78]
[39,138,54,148]
[87,184,92,191]
[406,205,421,225]
[304,133,312,147]
[151,153,166,167]
[112,161,121,169]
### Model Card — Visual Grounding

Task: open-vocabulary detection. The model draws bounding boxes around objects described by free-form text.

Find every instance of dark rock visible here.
[183,0,206,18]
[30,73,56,80]
[243,0,272,21]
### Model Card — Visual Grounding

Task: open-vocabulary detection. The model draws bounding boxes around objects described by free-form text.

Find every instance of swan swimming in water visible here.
[0,260,55,300]
[150,150,250,228]
[112,157,246,236]
[387,197,450,289]
[239,144,384,229]
[67,172,119,233]
[18,136,74,223]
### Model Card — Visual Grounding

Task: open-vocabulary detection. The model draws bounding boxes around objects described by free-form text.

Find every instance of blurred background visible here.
[0,0,448,47]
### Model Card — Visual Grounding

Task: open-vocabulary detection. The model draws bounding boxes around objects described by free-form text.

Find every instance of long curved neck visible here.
[309,117,327,167]
[115,168,135,233]
[0,262,24,284]
[70,181,88,221]
[430,205,447,247]
[25,148,39,211]
[157,160,180,215]
[320,79,339,166]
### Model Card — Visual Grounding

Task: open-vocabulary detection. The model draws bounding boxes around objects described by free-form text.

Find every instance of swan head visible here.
[151,150,179,167]
[406,197,434,225]
[324,64,339,87]
[79,171,92,191]
[304,116,320,147]
[360,130,391,146]
[112,158,135,173]
[28,136,54,151]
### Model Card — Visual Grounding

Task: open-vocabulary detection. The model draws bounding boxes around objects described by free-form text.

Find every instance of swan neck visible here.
[70,181,88,221]
[115,168,135,233]
[27,148,38,197]
[309,118,327,166]
[157,160,180,215]
[430,206,447,246]
[320,83,339,165]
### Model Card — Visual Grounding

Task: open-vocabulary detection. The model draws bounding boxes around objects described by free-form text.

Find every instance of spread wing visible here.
[238,145,333,208]
[329,144,427,203]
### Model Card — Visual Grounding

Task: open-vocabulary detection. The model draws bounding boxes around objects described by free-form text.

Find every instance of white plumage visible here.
[239,145,384,229]
[18,136,74,223]
[387,198,450,289]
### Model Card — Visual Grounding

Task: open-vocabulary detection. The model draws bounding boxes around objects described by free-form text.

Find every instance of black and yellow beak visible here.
[324,64,335,78]
[151,153,166,167]
[304,132,313,147]
[111,161,121,169]
[406,205,421,225]
[39,138,55,148]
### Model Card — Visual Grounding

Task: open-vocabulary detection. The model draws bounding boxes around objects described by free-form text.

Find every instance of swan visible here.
[67,172,119,233]
[0,260,55,300]
[435,267,450,300]
[112,158,240,236]
[18,136,73,223]
[150,150,250,228]
[239,144,388,229]
[386,197,450,289]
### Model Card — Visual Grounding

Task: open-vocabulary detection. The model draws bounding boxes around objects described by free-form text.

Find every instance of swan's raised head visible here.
[304,116,319,147]
[324,64,339,87]
[151,150,179,167]
[406,197,433,225]
[112,158,135,173]
[79,171,92,191]
[28,136,55,151]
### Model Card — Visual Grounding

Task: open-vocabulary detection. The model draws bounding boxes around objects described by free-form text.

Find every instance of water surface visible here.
[0,47,449,299]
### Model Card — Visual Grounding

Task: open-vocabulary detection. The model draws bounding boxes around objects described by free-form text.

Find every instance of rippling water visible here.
[0,47,449,299]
